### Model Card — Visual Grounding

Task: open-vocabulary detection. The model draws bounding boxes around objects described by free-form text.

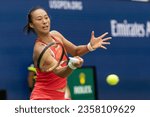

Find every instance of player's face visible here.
[30,9,50,35]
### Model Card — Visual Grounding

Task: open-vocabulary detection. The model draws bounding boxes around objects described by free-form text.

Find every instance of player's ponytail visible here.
[23,23,34,34]
[23,9,35,34]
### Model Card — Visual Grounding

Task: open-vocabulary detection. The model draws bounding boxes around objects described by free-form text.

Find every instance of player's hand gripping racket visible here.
[37,42,79,71]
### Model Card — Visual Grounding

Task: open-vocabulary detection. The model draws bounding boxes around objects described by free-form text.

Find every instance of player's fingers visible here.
[77,57,84,64]
[100,45,107,49]
[99,32,108,38]
[102,42,110,45]
[78,59,84,68]
[74,56,84,67]
[75,56,82,61]
[91,31,94,37]
[102,37,112,41]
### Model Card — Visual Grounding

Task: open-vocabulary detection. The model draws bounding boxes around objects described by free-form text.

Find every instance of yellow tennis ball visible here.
[106,74,119,86]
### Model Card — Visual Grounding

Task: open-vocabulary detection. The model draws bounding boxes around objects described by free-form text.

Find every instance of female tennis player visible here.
[24,6,111,100]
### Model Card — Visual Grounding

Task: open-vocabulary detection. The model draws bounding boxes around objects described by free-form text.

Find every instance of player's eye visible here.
[36,16,42,21]
[45,16,49,20]
[36,18,42,21]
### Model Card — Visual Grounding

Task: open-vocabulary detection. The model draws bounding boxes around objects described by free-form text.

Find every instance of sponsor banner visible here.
[48,0,83,10]
[110,19,150,38]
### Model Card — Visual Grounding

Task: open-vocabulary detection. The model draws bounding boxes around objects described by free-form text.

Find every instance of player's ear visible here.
[29,23,34,28]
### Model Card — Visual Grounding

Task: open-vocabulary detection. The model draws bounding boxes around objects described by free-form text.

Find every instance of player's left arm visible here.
[50,30,111,56]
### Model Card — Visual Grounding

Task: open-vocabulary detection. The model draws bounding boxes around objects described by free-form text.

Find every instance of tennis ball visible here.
[106,74,119,86]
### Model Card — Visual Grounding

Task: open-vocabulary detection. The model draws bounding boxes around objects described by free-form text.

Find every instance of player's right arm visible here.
[33,42,82,78]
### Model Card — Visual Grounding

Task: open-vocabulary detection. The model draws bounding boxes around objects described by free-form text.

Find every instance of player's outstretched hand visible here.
[90,31,112,50]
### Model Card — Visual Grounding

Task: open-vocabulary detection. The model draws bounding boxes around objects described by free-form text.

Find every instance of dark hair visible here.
[23,6,48,34]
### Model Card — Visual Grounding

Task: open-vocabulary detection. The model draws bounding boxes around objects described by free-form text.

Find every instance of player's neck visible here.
[37,33,53,44]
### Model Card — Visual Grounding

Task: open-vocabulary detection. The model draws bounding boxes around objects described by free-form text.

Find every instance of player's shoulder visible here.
[50,30,63,38]
[50,30,60,34]
[34,41,46,56]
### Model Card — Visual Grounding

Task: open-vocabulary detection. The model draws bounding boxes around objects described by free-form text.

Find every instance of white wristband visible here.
[87,43,96,51]
[68,61,77,70]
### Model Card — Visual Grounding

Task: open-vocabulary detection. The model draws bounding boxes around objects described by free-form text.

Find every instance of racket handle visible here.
[69,57,79,63]
[68,57,79,70]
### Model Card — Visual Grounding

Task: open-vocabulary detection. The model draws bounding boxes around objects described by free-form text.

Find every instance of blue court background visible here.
[0,0,150,99]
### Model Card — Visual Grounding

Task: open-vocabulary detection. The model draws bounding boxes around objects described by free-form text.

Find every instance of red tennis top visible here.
[30,35,68,100]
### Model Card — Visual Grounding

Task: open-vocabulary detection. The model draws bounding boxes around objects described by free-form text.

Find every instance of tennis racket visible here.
[37,42,78,71]
[37,42,68,71]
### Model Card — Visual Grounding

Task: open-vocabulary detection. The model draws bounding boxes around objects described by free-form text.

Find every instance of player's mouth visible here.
[42,25,49,30]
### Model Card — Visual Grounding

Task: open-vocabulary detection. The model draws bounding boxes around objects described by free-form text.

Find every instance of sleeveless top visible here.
[30,35,68,100]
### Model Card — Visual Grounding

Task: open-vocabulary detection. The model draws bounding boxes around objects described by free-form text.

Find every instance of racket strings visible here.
[37,42,68,71]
